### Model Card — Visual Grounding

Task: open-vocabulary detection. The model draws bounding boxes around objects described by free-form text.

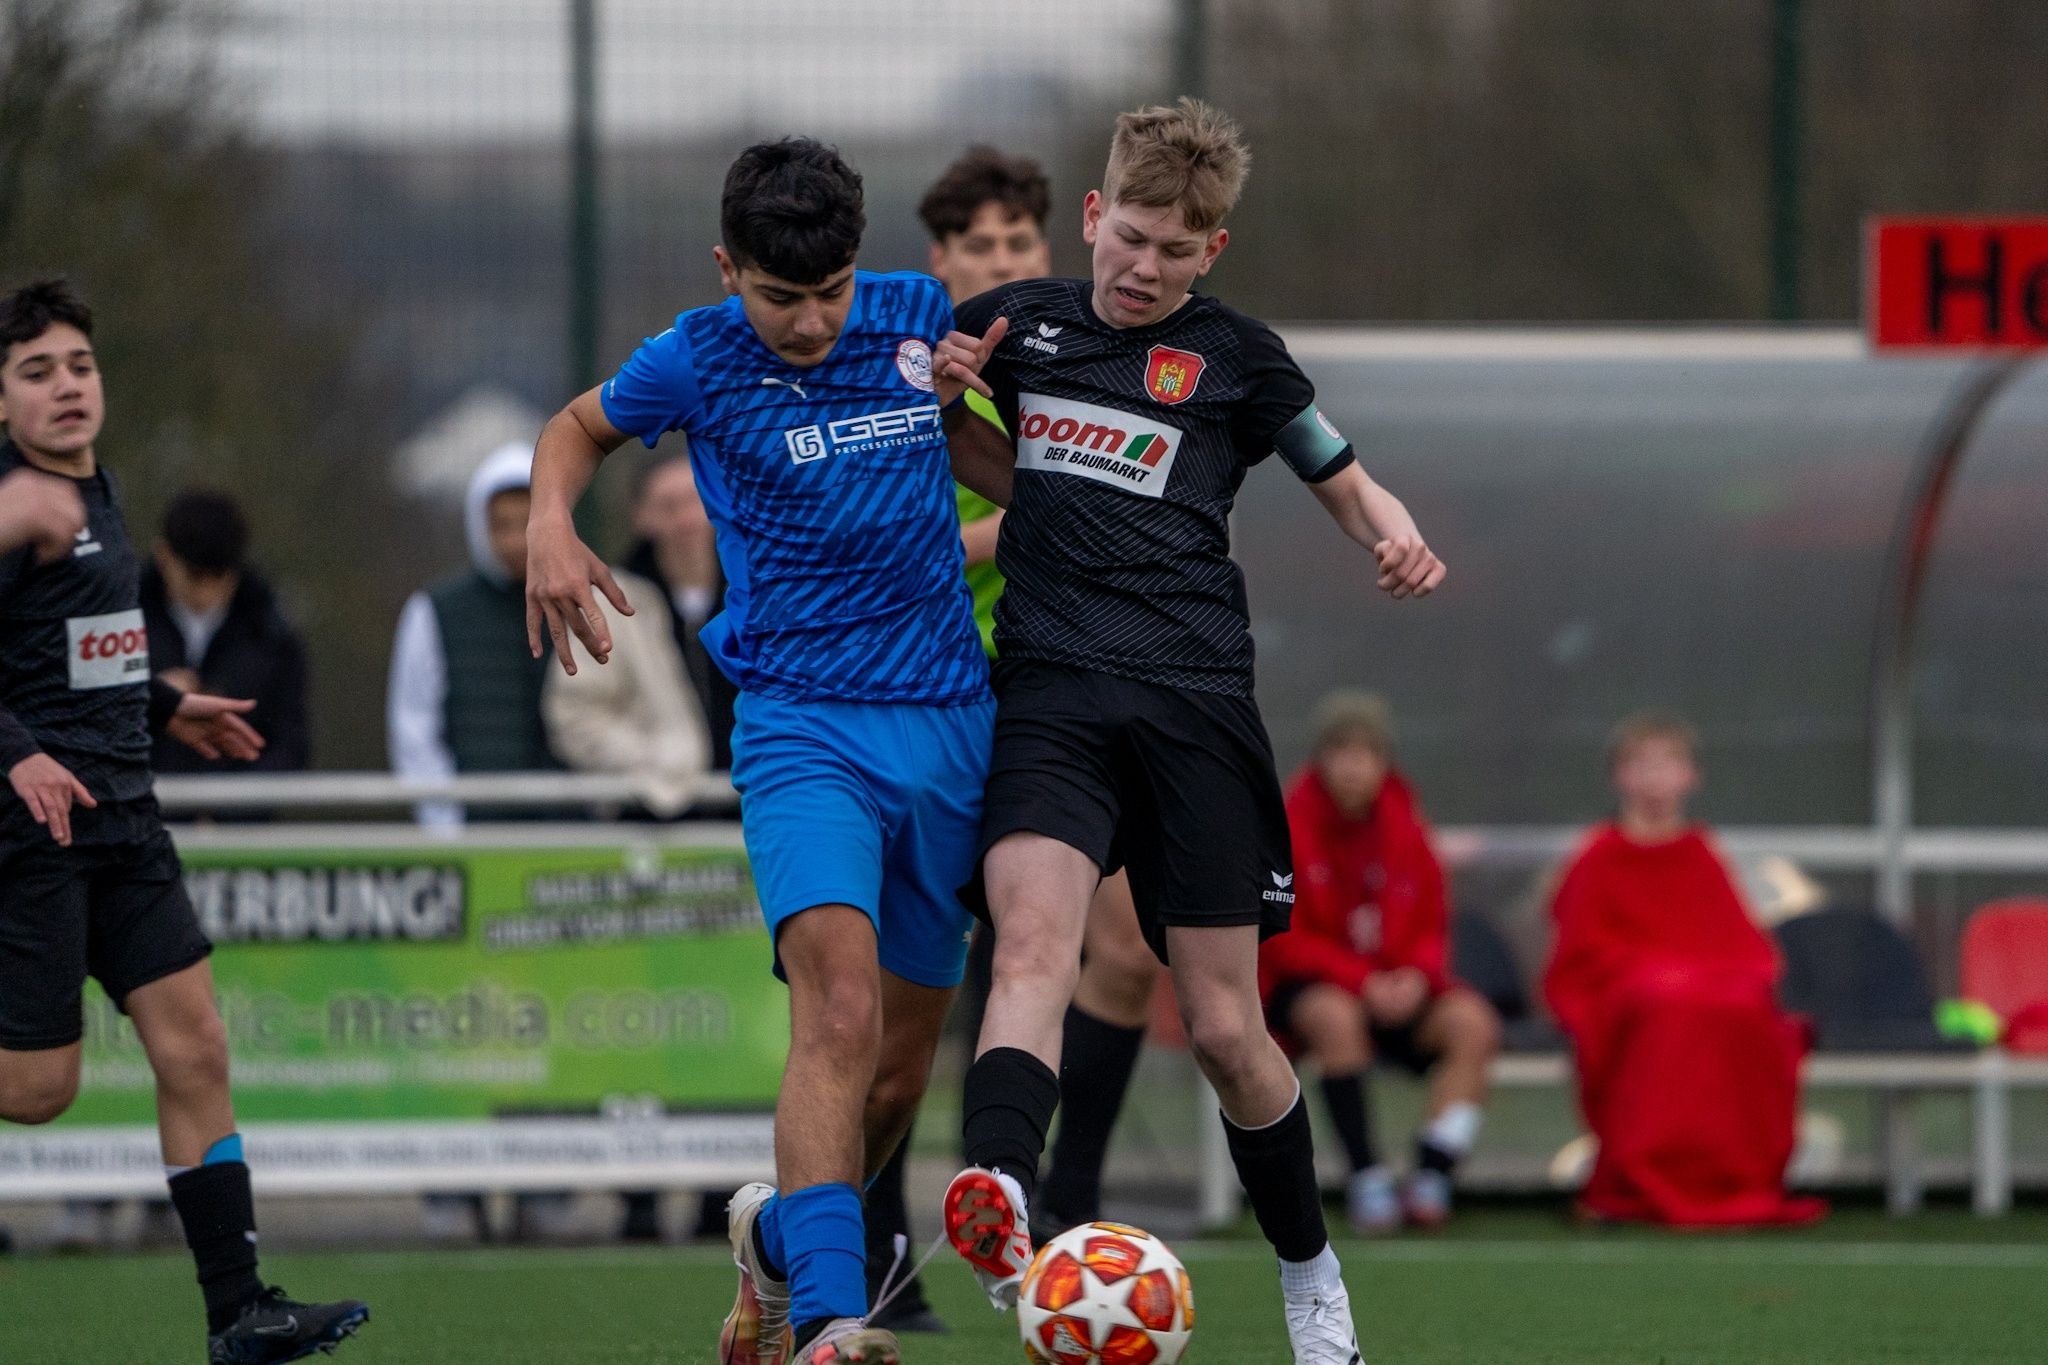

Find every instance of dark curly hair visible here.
[0,278,94,365]
[721,138,866,285]
[918,146,1051,241]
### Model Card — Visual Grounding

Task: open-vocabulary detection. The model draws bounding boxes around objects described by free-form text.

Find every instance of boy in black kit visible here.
[936,102,1444,1364]
[0,280,367,1363]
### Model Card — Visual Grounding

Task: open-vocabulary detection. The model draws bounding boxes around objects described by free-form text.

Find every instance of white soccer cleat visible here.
[1284,1278,1365,1365]
[941,1166,1034,1310]
[720,1182,792,1365]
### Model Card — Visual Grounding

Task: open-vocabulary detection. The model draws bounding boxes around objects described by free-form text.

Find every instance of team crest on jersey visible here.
[1145,345,1205,405]
[896,338,935,392]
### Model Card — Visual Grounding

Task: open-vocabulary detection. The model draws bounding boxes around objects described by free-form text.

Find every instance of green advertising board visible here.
[59,828,789,1126]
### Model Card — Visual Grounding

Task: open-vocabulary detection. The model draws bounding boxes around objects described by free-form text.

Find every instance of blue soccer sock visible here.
[778,1182,867,1334]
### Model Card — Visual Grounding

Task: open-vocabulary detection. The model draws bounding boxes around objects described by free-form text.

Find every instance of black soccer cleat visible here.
[208,1285,369,1364]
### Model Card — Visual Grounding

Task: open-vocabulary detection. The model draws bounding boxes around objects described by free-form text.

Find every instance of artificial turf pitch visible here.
[4,1210,2044,1364]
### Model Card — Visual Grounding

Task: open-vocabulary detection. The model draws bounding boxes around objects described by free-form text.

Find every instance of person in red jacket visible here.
[1542,711,1825,1227]
[1261,691,1500,1232]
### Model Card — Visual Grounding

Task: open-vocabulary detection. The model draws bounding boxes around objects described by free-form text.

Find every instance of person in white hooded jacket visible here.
[541,563,711,814]
[387,442,562,829]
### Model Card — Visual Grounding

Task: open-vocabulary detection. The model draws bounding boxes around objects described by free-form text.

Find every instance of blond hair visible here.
[1311,689,1395,760]
[1606,709,1699,769]
[1102,98,1250,233]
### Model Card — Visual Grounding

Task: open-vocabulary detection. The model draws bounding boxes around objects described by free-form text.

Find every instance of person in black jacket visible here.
[142,489,312,775]
[0,278,367,1360]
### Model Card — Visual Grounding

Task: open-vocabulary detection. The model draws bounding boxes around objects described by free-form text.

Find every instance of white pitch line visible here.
[1184,1241,2048,1270]
[290,1239,2048,1276]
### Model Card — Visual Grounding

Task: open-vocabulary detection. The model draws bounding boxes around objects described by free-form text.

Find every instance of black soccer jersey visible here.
[954,278,1354,696]
[0,440,175,805]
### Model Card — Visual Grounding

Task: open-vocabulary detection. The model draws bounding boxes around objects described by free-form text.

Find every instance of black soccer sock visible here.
[168,1161,264,1333]
[1223,1091,1330,1265]
[1417,1138,1459,1175]
[1039,1005,1147,1224]
[961,1046,1060,1206]
[864,1126,924,1305]
[1318,1072,1380,1174]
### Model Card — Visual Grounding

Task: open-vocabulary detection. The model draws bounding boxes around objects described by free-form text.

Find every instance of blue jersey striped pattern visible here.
[601,271,989,705]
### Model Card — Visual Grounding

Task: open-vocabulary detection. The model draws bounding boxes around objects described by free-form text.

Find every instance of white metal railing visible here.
[155,770,738,817]
[153,773,2048,876]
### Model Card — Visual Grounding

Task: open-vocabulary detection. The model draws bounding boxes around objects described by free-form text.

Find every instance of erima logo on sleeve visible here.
[1264,870,1296,905]
[66,609,149,690]
[1014,393,1182,496]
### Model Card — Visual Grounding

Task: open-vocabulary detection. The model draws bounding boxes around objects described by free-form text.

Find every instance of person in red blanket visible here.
[1261,692,1500,1233]
[1543,711,1825,1227]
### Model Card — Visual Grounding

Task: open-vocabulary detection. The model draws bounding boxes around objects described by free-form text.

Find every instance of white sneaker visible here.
[1345,1166,1401,1236]
[941,1167,1034,1310]
[719,1182,791,1365]
[1284,1278,1365,1365]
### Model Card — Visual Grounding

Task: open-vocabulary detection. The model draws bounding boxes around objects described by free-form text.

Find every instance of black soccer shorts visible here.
[976,659,1296,963]
[0,795,212,1050]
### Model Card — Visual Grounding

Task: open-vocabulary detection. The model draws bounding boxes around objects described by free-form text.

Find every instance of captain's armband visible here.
[1274,404,1355,483]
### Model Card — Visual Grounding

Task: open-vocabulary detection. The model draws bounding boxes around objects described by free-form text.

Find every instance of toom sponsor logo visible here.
[1014,393,1182,497]
[187,865,467,944]
[65,609,149,691]
[786,402,942,464]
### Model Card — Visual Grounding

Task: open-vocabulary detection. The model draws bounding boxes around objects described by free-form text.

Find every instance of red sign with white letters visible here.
[1867,217,2048,350]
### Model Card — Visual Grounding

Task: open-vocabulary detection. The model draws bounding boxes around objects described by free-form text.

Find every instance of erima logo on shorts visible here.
[1264,870,1296,905]
[1015,392,1182,497]
[66,609,149,691]
[786,402,942,464]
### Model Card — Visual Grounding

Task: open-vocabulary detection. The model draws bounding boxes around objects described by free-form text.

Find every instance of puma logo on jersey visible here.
[760,376,809,401]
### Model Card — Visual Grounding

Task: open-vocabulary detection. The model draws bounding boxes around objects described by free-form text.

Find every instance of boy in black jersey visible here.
[936,102,1444,1364]
[0,280,367,1363]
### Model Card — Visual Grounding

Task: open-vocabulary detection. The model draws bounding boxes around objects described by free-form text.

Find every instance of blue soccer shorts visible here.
[730,692,994,989]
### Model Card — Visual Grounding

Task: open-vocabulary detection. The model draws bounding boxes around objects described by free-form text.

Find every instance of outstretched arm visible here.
[1308,461,1446,600]
[527,387,635,673]
[945,403,1016,509]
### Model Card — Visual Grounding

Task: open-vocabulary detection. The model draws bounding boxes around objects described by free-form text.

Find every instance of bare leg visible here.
[975,833,1098,1066]
[126,960,234,1166]
[774,906,885,1194]
[1287,984,1371,1079]
[864,972,956,1181]
[1070,872,1159,1029]
[0,1042,82,1125]
[1166,924,1298,1126]
[1414,987,1501,1120]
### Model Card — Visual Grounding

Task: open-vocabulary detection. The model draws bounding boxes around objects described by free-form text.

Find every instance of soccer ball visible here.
[1017,1221,1194,1365]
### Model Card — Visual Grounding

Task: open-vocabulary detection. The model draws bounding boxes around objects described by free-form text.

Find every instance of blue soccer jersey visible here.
[601,271,990,705]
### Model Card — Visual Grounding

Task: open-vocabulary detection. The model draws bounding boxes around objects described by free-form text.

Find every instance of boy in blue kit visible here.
[525,140,1007,1365]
